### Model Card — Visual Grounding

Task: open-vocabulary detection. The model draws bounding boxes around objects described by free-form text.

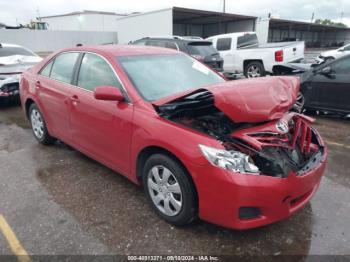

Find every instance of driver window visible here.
[343,45,350,51]
[331,57,350,74]
[77,53,122,91]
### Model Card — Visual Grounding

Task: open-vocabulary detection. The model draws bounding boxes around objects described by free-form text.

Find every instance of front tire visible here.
[143,154,197,226]
[244,61,265,78]
[29,103,55,145]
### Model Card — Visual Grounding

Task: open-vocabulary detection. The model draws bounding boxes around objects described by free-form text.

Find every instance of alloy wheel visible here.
[147,165,182,217]
[294,92,305,113]
[30,109,44,139]
[247,65,261,78]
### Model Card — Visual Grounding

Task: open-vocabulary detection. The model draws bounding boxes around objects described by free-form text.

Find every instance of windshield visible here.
[118,54,224,101]
[0,46,36,57]
[187,42,219,57]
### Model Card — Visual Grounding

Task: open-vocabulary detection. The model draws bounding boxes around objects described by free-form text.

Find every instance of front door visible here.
[69,53,134,174]
[309,56,350,113]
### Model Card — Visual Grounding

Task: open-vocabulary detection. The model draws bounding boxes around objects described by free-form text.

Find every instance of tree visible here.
[314,19,347,28]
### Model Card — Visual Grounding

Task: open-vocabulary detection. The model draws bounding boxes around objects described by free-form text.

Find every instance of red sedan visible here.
[20,45,327,230]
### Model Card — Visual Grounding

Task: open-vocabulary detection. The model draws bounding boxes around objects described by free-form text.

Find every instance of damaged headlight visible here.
[199,144,259,174]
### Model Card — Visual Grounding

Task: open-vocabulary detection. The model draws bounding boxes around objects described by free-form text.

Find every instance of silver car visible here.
[0,43,42,102]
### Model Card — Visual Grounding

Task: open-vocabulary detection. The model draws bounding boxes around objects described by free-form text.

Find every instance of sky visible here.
[0,0,349,26]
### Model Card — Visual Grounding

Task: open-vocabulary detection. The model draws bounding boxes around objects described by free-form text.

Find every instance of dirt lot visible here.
[0,102,349,259]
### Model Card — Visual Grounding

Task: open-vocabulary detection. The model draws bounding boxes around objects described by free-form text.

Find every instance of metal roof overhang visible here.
[269,18,350,32]
[172,7,257,25]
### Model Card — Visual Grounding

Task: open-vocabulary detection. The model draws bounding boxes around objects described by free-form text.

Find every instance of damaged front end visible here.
[154,77,325,178]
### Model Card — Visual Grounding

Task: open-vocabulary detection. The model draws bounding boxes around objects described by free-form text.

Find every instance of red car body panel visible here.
[210,76,300,123]
[20,45,327,230]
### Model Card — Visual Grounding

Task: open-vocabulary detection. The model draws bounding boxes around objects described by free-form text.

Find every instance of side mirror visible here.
[94,86,124,102]
[320,66,332,75]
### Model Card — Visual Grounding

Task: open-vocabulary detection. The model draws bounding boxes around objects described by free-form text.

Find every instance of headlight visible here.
[199,144,259,174]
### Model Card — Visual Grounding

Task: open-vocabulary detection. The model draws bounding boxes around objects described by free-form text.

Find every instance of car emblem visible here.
[276,120,289,134]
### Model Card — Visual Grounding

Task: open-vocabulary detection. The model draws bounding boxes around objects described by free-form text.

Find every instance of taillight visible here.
[275,50,283,62]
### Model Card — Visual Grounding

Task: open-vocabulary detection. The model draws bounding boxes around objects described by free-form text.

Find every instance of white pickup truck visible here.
[207,32,305,78]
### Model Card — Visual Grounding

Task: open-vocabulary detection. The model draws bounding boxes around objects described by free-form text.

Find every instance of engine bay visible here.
[155,90,324,178]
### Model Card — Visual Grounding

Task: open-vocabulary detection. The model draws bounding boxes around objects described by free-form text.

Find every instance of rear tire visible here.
[143,154,197,226]
[29,103,55,145]
[244,61,265,78]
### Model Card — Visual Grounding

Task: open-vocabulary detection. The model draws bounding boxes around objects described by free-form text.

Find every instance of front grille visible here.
[248,116,315,153]
[247,115,323,177]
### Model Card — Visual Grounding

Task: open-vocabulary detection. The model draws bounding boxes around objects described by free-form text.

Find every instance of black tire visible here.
[29,103,55,145]
[244,61,266,78]
[143,154,197,226]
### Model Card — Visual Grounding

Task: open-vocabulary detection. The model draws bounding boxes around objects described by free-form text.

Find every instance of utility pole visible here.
[340,12,344,23]
[310,12,314,23]
[223,0,226,13]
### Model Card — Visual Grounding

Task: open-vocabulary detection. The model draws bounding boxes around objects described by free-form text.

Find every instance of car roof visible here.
[59,44,180,57]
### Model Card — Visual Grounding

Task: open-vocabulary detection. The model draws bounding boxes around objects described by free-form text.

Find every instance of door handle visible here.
[70,95,79,104]
[35,80,41,89]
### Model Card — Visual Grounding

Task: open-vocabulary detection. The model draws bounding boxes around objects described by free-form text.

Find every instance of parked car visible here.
[207,32,305,78]
[131,36,224,72]
[0,43,42,102]
[297,54,350,116]
[20,45,327,230]
[314,43,350,64]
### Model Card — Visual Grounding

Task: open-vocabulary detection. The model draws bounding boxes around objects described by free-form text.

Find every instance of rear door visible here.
[69,52,134,174]
[307,56,350,112]
[36,52,80,142]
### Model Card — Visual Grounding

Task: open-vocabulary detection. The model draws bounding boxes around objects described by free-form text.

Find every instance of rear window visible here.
[237,34,258,48]
[146,40,178,50]
[186,42,218,56]
[0,46,36,57]
[216,38,232,51]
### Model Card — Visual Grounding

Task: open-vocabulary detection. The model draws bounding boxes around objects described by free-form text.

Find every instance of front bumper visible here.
[0,74,21,99]
[185,148,327,230]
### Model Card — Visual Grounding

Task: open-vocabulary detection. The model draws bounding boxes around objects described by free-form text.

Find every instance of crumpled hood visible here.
[0,55,42,65]
[208,76,300,123]
[154,76,300,123]
[0,55,42,75]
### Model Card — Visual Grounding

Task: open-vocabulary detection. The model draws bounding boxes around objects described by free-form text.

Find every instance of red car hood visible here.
[154,76,300,123]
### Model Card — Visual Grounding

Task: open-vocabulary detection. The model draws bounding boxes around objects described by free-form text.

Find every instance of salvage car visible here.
[298,54,350,116]
[131,36,224,72]
[314,43,350,64]
[0,43,42,102]
[20,45,327,230]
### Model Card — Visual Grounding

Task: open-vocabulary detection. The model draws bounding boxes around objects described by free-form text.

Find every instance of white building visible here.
[41,10,126,32]
[41,7,350,47]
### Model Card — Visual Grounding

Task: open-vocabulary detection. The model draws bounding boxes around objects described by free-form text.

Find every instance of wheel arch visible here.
[243,59,264,71]
[135,145,199,206]
[24,98,36,119]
